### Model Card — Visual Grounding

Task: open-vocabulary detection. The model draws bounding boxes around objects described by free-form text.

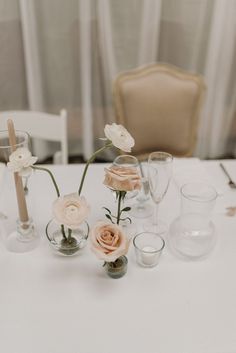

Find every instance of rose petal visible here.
[90,221,130,262]
[103,166,141,192]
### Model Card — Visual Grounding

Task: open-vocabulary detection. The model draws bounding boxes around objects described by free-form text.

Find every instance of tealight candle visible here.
[141,246,157,266]
[133,232,165,268]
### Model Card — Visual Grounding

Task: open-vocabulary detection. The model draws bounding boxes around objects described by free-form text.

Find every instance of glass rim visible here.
[133,232,165,253]
[45,218,90,245]
[181,182,218,203]
[0,130,30,149]
[113,154,138,164]
[148,151,173,162]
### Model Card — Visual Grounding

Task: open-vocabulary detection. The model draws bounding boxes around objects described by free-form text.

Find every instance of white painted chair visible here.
[0,110,68,164]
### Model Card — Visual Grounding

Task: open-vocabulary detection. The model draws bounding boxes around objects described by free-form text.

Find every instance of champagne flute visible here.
[146,151,173,233]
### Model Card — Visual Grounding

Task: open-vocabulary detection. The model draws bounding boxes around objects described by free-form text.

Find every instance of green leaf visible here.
[105,214,114,223]
[122,207,131,212]
[125,217,132,224]
[102,207,111,214]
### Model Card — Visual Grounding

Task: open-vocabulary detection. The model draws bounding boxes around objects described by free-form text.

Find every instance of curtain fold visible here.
[195,0,236,158]
[0,0,235,159]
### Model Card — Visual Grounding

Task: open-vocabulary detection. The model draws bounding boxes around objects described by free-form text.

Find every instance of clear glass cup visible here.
[112,154,139,199]
[133,231,165,267]
[130,162,153,218]
[168,182,218,260]
[145,151,173,232]
[0,130,39,252]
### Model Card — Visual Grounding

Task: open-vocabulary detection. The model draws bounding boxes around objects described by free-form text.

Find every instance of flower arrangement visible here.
[89,136,141,277]
[7,123,135,256]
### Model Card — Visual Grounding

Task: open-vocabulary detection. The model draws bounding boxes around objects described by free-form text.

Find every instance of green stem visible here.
[78,142,113,195]
[68,228,72,241]
[32,165,67,240]
[32,165,60,197]
[60,225,67,240]
[117,191,122,225]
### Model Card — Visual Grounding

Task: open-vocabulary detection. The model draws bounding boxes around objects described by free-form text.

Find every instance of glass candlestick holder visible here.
[0,130,40,253]
[5,217,39,253]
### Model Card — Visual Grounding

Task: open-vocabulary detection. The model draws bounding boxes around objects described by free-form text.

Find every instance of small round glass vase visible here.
[46,219,89,256]
[104,256,128,279]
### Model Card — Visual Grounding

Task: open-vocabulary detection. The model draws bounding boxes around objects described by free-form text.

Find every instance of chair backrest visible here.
[0,110,68,164]
[113,63,206,158]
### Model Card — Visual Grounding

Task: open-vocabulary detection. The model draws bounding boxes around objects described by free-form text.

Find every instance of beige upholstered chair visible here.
[113,63,206,159]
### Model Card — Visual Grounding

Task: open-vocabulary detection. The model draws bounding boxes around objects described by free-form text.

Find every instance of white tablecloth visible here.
[0,159,236,353]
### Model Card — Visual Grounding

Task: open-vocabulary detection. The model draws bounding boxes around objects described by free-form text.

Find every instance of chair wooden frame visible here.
[113,62,206,158]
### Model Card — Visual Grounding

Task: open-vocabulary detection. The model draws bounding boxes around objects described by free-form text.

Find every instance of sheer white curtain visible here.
[0,0,236,159]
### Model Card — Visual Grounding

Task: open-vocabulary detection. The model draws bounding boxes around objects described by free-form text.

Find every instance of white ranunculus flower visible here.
[104,123,135,152]
[7,147,38,177]
[53,193,90,229]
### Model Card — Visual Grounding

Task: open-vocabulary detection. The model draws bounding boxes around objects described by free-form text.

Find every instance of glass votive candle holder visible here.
[133,232,165,268]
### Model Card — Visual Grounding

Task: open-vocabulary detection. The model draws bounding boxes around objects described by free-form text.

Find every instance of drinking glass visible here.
[112,154,139,200]
[0,130,39,252]
[168,182,218,260]
[133,232,165,267]
[130,162,153,218]
[111,155,139,232]
[146,151,173,232]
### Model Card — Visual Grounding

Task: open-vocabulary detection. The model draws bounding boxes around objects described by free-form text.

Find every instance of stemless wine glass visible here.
[112,154,139,200]
[146,151,173,233]
[130,162,153,218]
[0,130,39,252]
[111,154,140,232]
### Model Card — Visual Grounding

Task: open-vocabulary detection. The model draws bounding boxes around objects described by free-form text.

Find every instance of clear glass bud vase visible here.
[104,256,128,279]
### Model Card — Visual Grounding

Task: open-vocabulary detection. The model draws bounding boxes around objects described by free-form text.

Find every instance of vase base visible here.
[168,216,216,261]
[104,256,128,279]
[59,237,79,255]
[6,222,40,253]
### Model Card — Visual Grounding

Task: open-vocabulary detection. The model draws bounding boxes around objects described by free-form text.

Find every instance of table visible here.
[0,159,236,353]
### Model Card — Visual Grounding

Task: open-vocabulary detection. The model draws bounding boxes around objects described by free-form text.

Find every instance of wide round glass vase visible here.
[168,182,218,261]
[46,219,89,256]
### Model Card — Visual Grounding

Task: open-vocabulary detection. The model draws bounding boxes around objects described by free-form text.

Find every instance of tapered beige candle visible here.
[7,119,29,223]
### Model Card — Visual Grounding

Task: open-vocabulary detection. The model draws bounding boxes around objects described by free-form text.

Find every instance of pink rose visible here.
[53,193,90,229]
[103,166,141,192]
[90,221,130,262]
